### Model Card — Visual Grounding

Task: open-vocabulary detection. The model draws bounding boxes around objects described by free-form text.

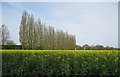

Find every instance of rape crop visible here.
[1,50,119,76]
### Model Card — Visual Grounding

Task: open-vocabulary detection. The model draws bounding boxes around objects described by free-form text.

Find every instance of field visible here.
[1,50,119,76]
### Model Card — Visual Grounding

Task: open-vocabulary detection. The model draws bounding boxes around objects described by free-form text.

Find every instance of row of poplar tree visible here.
[19,10,76,50]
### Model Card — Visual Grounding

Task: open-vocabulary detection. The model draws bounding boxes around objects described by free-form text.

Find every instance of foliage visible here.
[1,45,22,49]
[76,44,118,50]
[2,50,119,76]
[19,10,76,50]
[6,40,16,45]
[0,24,10,45]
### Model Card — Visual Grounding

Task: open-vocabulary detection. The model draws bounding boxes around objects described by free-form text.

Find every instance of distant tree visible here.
[6,40,16,45]
[76,44,117,50]
[82,44,90,50]
[76,45,83,50]
[95,45,104,50]
[105,46,116,50]
[0,24,10,45]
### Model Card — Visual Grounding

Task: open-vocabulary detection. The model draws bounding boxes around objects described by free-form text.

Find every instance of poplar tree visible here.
[33,22,38,49]
[51,27,55,50]
[38,19,43,48]
[26,14,30,47]
[29,14,34,48]
[19,10,76,50]
[19,10,27,48]
[43,24,47,49]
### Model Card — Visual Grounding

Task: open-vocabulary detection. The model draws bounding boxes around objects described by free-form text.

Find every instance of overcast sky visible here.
[1,2,118,48]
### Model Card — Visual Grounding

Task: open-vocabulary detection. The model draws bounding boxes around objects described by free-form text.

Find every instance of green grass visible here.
[1,50,119,76]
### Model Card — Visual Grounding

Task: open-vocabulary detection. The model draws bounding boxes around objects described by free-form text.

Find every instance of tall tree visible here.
[33,21,38,49]
[26,14,30,47]
[51,27,55,50]
[19,10,28,48]
[48,25,52,49]
[0,24,10,45]
[19,10,76,50]
[29,14,34,48]
[43,24,47,49]
[38,18,43,48]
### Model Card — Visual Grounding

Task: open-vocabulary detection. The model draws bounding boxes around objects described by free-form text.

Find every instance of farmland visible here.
[2,50,119,76]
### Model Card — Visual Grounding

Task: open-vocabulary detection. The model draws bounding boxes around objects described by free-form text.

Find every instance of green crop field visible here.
[1,50,119,76]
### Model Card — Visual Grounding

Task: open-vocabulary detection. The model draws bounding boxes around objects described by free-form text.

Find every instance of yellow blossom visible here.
[33,55,36,57]
[57,57,60,59]
[84,61,87,64]
[114,57,118,62]
[102,65,105,68]
[62,59,64,62]
[103,56,107,60]
[66,58,70,60]
[82,57,84,59]
[88,57,91,60]
[95,58,98,61]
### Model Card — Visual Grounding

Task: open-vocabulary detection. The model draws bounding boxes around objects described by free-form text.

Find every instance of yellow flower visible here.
[33,55,36,57]
[82,57,84,59]
[114,57,118,62]
[66,54,68,56]
[95,58,98,61]
[84,61,87,64]
[57,57,60,59]
[88,57,91,60]
[102,65,105,68]
[62,59,64,62]
[103,56,107,60]
[66,58,70,60]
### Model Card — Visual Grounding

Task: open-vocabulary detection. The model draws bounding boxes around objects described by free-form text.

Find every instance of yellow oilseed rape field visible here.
[1,50,120,76]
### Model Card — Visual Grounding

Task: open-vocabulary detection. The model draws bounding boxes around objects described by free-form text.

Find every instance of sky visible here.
[1,2,118,48]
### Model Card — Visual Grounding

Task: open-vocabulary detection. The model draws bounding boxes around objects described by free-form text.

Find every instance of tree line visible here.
[0,24,119,50]
[76,44,119,50]
[19,10,76,50]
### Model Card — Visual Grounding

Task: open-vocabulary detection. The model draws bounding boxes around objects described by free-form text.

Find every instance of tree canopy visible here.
[0,24,10,45]
[19,10,76,50]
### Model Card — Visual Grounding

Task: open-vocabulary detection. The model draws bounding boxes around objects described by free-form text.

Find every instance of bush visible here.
[36,46,43,50]
[1,45,22,49]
